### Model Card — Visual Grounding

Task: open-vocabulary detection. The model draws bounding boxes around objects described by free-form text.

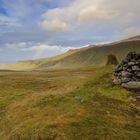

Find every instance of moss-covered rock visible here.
[106,54,119,65]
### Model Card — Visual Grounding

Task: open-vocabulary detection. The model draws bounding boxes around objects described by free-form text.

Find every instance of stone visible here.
[132,65,140,71]
[121,71,132,77]
[137,72,140,77]
[123,66,128,71]
[127,68,133,73]
[129,96,137,102]
[135,54,140,60]
[113,77,121,85]
[80,99,85,104]
[136,96,140,99]
[121,77,131,83]
[74,96,81,100]
[136,62,139,65]
[122,82,140,90]
[113,52,140,91]
[128,62,135,66]
[132,77,139,81]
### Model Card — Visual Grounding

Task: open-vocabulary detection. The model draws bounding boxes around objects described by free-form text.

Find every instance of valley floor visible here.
[0,66,140,140]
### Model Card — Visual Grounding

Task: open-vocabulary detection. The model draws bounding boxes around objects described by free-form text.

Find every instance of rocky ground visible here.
[113,52,140,92]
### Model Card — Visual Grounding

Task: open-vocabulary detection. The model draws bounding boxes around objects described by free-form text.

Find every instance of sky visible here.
[0,0,140,63]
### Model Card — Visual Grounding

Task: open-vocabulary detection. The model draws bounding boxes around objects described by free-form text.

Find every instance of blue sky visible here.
[0,0,140,63]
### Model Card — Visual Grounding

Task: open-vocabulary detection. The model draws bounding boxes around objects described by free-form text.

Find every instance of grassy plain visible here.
[0,66,140,140]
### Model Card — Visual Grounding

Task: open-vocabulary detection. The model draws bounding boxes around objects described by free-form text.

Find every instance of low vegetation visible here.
[0,66,140,140]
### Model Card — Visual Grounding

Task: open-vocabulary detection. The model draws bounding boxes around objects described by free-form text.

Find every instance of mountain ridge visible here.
[0,35,140,70]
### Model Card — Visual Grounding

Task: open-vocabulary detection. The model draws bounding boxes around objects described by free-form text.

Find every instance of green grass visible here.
[0,66,140,140]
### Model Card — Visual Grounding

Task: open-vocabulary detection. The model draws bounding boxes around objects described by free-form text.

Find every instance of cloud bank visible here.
[0,0,140,63]
[40,0,140,37]
[5,42,74,59]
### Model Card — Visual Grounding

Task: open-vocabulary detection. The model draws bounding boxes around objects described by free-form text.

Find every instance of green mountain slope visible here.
[0,36,140,70]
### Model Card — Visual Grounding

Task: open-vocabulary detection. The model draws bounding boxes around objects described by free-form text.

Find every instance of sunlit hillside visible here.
[0,36,140,70]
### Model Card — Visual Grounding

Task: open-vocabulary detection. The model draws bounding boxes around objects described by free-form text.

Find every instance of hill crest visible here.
[0,35,140,70]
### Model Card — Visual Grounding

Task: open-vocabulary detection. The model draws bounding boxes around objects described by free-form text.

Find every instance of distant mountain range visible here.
[0,35,140,70]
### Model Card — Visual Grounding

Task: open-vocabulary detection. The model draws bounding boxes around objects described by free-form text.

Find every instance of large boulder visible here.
[113,52,140,91]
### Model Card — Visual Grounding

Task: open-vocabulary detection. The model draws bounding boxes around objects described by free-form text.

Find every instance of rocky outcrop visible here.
[113,52,140,91]
[106,54,118,65]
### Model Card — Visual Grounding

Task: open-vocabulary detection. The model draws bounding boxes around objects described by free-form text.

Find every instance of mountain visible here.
[122,35,140,42]
[0,35,140,70]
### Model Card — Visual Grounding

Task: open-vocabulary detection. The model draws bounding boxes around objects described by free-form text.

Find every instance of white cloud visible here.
[6,42,29,50]
[121,27,140,39]
[40,0,140,37]
[5,42,74,59]
[19,44,72,52]
[40,19,68,31]
[79,5,120,23]
[40,0,118,30]
[0,15,20,27]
